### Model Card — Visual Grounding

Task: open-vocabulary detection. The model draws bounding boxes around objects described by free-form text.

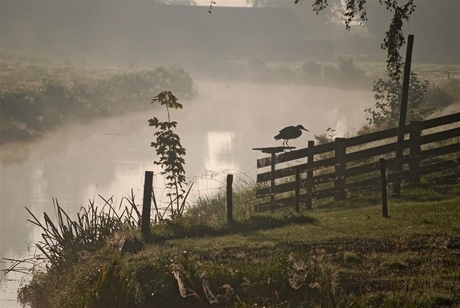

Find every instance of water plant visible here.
[23,192,141,268]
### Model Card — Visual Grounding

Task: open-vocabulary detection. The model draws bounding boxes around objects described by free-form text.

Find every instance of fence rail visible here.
[255,112,460,212]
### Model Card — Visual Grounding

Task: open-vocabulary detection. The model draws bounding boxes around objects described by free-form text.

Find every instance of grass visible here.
[10,183,460,308]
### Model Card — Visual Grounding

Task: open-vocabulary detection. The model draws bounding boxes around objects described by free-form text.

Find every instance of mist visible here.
[0,1,459,306]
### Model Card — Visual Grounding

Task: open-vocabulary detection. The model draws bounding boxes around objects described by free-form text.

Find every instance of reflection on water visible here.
[0,80,372,306]
[205,131,236,171]
[191,131,238,199]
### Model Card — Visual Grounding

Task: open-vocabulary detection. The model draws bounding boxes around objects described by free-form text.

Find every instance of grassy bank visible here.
[0,53,197,144]
[15,184,460,307]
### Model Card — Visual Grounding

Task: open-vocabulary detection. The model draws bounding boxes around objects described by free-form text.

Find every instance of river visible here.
[0,80,373,307]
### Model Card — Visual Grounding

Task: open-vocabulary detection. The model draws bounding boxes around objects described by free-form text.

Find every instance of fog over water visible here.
[1,0,457,305]
[0,79,373,306]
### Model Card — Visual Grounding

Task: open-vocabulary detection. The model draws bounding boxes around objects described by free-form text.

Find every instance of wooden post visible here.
[394,34,415,195]
[380,158,389,218]
[270,152,276,205]
[306,140,314,210]
[409,121,422,184]
[295,167,300,213]
[227,174,233,222]
[142,171,153,236]
[334,138,347,201]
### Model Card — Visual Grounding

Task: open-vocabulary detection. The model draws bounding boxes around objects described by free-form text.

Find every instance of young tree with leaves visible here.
[148,90,191,219]
[365,71,432,128]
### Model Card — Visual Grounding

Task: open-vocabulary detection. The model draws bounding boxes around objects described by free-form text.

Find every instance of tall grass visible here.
[10,183,460,308]
[24,191,141,268]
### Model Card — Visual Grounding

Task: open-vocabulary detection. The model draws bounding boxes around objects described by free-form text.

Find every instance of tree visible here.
[248,0,416,81]
[364,71,432,128]
[148,91,191,219]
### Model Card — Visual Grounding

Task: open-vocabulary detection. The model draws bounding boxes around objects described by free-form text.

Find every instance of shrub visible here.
[365,70,432,128]
[424,79,460,109]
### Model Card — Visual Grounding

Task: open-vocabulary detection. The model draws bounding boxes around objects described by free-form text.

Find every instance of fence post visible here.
[142,171,154,236]
[394,34,415,196]
[227,174,233,223]
[334,138,347,201]
[295,167,300,213]
[409,121,422,184]
[270,152,276,205]
[306,140,314,210]
[379,158,389,218]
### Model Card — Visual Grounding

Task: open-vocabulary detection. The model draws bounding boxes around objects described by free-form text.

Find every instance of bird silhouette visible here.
[274,125,309,147]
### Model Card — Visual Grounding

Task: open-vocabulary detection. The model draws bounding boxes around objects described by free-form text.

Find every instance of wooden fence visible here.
[255,112,460,212]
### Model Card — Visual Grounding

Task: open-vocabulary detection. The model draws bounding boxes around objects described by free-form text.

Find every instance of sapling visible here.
[148,90,192,220]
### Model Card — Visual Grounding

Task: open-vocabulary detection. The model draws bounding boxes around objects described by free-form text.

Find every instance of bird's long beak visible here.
[302,128,309,132]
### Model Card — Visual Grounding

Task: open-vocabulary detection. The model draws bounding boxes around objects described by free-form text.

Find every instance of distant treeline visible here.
[0,66,197,143]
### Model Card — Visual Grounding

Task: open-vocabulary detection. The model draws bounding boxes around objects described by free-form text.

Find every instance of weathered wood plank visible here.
[345,142,402,163]
[421,142,460,158]
[420,127,460,145]
[421,112,460,130]
[420,158,460,175]
[344,126,400,147]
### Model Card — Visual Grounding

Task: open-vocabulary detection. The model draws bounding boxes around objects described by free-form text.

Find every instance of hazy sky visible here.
[196,0,248,7]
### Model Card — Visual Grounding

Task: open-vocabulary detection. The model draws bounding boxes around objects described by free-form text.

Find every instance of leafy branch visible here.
[309,0,416,81]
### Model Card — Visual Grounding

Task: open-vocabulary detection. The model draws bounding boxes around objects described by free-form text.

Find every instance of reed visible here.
[24,190,141,268]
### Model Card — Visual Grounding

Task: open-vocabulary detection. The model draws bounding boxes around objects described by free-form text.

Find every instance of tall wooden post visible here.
[142,171,153,236]
[394,34,415,195]
[334,138,347,201]
[227,174,233,222]
[409,121,422,184]
[379,158,389,218]
[295,167,300,213]
[306,140,314,209]
[270,152,276,205]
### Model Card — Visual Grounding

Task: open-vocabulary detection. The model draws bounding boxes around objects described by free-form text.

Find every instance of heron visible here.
[274,125,309,147]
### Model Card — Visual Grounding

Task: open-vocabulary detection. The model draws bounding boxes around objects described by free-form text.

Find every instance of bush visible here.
[0,67,197,143]
[424,78,460,109]
[365,71,432,128]
[301,57,368,88]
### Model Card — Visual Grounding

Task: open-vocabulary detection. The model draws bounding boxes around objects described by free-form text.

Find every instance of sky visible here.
[195,0,249,7]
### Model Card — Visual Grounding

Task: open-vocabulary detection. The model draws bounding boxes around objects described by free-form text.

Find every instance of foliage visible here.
[301,57,368,88]
[148,91,191,220]
[300,60,323,84]
[324,57,367,87]
[365,70,432,128]
[90,253,141,307]
[424,78,460,109]
[308,0,416,81]
[0,62,197,144]
[24,193,141,269]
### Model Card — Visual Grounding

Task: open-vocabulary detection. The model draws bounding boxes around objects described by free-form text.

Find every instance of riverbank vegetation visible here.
[1,52,459,145]
[14,184,460,307]
[0,52,197,144]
